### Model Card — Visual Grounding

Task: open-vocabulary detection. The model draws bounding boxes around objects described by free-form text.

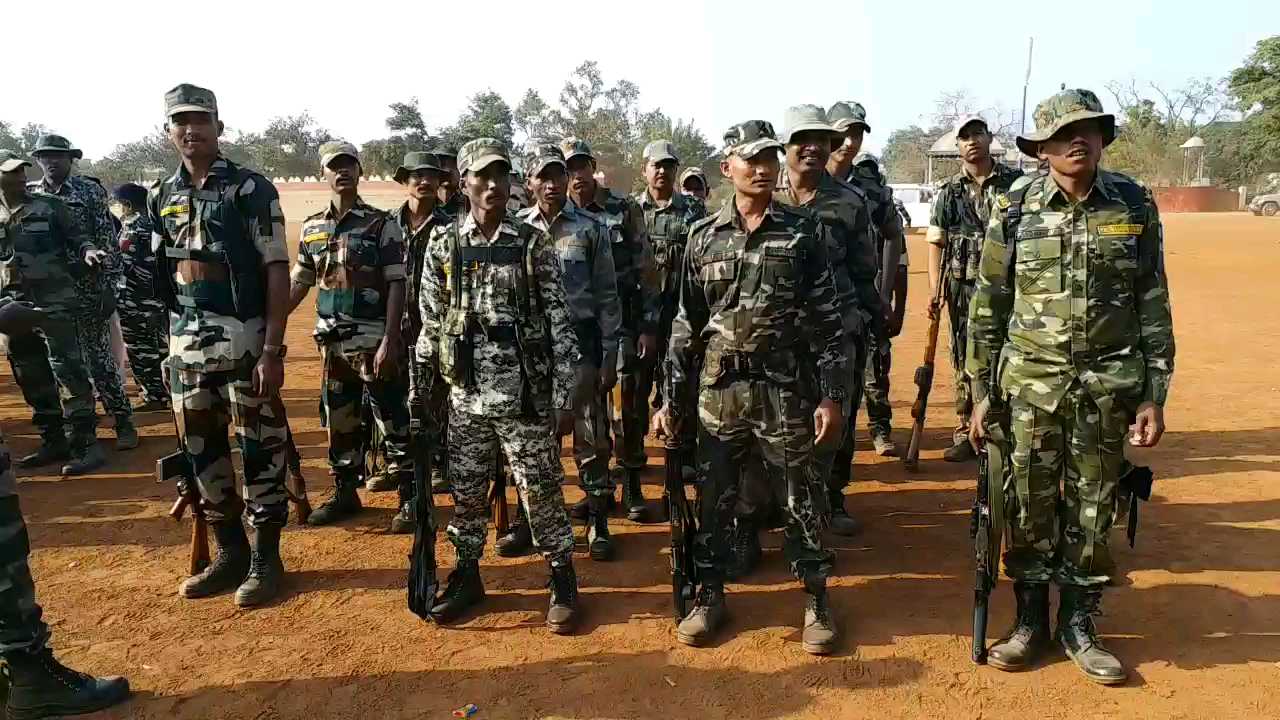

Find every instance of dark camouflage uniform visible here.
[293,198,411,484]
[667,200,846,584]
[147,157,290,525]
[518,202,621,497]
[1,192,99,452]
[398,202,453,476]
[0,431,49,655]
[928,160,1022,444]
[116,210,168,403]
[416,211,579,564]
[29,175,133,421]
[968,169,1174,586]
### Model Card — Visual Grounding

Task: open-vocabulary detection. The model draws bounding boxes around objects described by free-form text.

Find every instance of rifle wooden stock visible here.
[169,494,210,575]
[489,456,510,535]
[284,428,312,524]
[904,245,952,471]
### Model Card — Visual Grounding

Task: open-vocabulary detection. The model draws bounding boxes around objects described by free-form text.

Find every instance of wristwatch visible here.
[263,343,288,359]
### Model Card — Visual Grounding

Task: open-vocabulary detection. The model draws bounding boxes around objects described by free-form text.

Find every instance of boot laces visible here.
[549,565,577,603]
[441,566,476,602]
[807,594,832,624]
[38,652,93,690]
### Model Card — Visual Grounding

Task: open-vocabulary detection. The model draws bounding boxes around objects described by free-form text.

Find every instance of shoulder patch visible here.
[994,194,1011,210]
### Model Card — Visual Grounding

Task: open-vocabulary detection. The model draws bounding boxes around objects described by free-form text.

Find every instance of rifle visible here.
[1120,465,1155,548]
[407,413,439,620]
[284,425,312,524]
[665,433,698,622]
[904,242,952,471]
[970,416,1007,665]
[157,433,210,576]
[489,454,510,535]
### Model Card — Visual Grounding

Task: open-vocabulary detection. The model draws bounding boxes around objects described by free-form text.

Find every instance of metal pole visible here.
[1019,37,1034,172]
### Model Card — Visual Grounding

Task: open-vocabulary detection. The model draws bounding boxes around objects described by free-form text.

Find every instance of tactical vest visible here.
[438,219,552,412]
[154,167,266,321]
[313,212,390,322]
[648,207,694,272]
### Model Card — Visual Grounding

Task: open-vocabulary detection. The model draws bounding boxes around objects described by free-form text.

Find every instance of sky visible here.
[4,0,1276,160]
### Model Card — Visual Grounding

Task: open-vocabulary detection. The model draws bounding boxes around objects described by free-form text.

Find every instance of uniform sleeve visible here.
[629,199,662,335]
[801,224,848,401]
[87,184,123,276]
[147,183,169,255]
[238,176,288,266]
[533,232,582,411]
[590,223,622,349]
[415,226,450,367]
[53,200,93,265]
[926,185,947,247]
[847,202,884,322]
[290,231,317,286]
[665,231,708,417]
[379,217,407,283]
[1136,195,1175,406]
[965,198,1015,403]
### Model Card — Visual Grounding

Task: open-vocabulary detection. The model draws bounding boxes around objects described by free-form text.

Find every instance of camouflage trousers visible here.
[828,335,870,492]
[0,441,49,655]
[613,348,654,471]
[1004,384,1128,587]
[574,388,613,497]
[72,291,132,420]
[696,378,833,585]
[946,278,976,444]
[321,349,412,483]
[446,407,574,564]
[117,281,169,404]
[862,333,893,437]
[5,316,98,451]
[169,360,289,525]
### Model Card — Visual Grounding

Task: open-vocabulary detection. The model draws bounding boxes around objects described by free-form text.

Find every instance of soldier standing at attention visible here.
[969,89,1174,685]
[561,137,659,523]
[149,84,292,607]
[827,103,906,460]
[1,151,105,476]
[0,296,131,719]
[435,146,464,217]
[26,135,138,455]
[417,138,582,633]
[655,121,846,654]
[512,142,621,561]
[926,115,1023,463]
[288,142,413,532]
[112,182,170,413]
[394,151,453,497]
[680,167,709,203]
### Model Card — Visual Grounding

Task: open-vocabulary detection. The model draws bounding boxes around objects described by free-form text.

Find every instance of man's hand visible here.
[652,405,680,439]
[637,332,658,363]
[814,398,842,447]
[374,335,402,380]
[0,301,45,336]
[1130,402,1166,448]
[554,410,575,438]
[82,247,107,269]
[968,398,990,451]
[252,354,284,397]
[927,296,942,321]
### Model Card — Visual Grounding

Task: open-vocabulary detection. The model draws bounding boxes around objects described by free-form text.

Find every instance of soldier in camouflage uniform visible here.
[416,138,582,633]
[561,137,660,523]
[927,115,1023,462]
[112,183,169,412]
[148,84,292,608]
[680,167,709,203]
[1,151,107,477]
[968,89,1175,685]
[655,120,846,654]
[435,146,465,217]
[288,142,413,532]
[28,134,138,454]
[395,152,453,497]
[511,142,621,561]
[827,103,907,462]
[0,297,131,719]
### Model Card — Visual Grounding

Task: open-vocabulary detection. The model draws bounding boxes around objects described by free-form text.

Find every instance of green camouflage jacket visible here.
[927,161,1023,282]
[580,184,660,336]
[31,174,121,295]
[0,191,92,312]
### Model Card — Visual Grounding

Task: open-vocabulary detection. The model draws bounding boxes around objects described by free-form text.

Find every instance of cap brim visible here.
[832,120,871,134]
[953,116,989,140]
[527,158,566,178]
[783,122,837,144]
[1016,111,1115,156]
[395,164,442,183]
[563,150,594,163]
[465,154,510,174]
[646,153,679,165]
[0,159,31,173]
[731,139,784,159]
[322,152,360,169]
[167,104,215,117]
[31,148,83,159]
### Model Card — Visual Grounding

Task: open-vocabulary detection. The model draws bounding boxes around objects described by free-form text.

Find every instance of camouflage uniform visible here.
[667,189,846,586]
[968,167,1175,587]
[147,155,290,525]
[416,188,579,565]
[28,172,133,423]
[928,158,1022,445]
[116,210,169,403]
[0,431,48,655]
[1,185,99,453]
[292,197,411,488]
[517,198,620,498]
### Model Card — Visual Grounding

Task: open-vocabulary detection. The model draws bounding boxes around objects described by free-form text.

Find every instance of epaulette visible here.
[687,212,718,238]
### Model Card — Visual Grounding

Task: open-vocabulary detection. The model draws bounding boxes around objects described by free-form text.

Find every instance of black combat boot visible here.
[546,559,580,634]
[725,519,762,581]
[3,648,130,719]
[677,584,727,647]
[60,442,105,477]
[622,469,649,522]
[587,495,614,561]
[17,434,69,469]
[801,576,839,655]
[430,461,450,494]
[943,439,977,463]
[430,562,485,622]
[114,415,139,451]
[179,519,250,598]
[1057,586,1127,685]
[570,493,613,521]
[235,523,284,607]
[827,488,861,537]
[389,471,416,535]
[987,582,1051,671]
[307,474,362,525]
[495,502,533,557]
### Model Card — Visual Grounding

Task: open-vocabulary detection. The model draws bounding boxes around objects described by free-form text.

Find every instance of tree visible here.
[1227,36,1280,186]
[386,98,431,147]
[239,113,334,178]
[1101,76,1234,185]
[514,89,557,143]
[881,125,935,184]
[437,91,514,151]
[0,121,20,153]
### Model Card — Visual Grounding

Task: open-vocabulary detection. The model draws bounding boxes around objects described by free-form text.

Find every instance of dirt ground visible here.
[2,193,1278,719]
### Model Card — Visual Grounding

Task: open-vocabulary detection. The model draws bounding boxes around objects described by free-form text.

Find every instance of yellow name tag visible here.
[160,204,188,217]
[1098,224,1142,236]
[994,195,1011,210]
[303,231,330,243]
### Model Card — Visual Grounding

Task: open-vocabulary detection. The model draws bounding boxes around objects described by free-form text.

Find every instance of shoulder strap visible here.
[450,217,463,310]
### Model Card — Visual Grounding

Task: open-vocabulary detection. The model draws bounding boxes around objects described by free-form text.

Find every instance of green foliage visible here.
[882,125,935,184]
[437,91,514,150]
[1227,36,1280,187]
